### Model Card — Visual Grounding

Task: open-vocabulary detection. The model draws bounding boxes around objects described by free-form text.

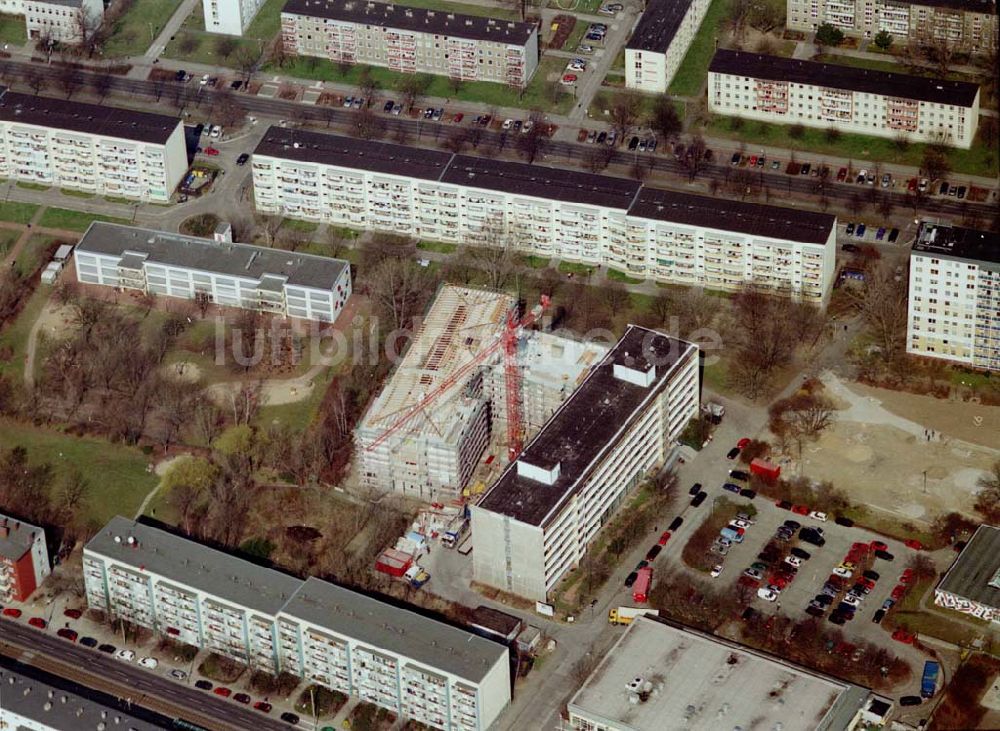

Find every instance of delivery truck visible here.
[608,607,660,625]
[921,661,940,698]
[632,567,653,604]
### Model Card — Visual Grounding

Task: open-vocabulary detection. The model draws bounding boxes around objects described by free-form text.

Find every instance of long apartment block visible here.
[84,517,511,731]
[281,0,539,87]
[787,0,997,52]
[472,326,700,601]
[907,221,999,372]
[0,89,187,201]
[74,222,352,323]
[252,128,838,303]
[707,49,980,148]
[625,0,711,93]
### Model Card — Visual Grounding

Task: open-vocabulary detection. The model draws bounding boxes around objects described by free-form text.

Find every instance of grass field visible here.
[256,367,334,433]
[668,0,730,97]
[281,218,319,233]
[606,268,643,284]
[705,115,999,178]
[17,181,49,191]
[103,0,183,57]
[416,240,458,254]
[0,229,17,259]
[558,261,594,276]
[38,208,130,232]
[163,0,278,67]
[0,13,26,46]
[14,234,59,277]
[560,18,590,52]
[517,254,551,269]
[0,419,157,524]
[0,201,39,225]
[548,0,603,12]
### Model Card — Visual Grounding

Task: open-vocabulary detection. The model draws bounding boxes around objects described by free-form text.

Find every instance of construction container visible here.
[750,458,781,482]
[375,548,412,577]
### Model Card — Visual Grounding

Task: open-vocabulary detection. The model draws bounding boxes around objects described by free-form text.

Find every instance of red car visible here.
[213,687,232,698]
[891,584,907,601]
[2,607,22,618]
[859,577,876,591]
[899,568,915,585]
[452,113,464,123]
[791,505,810,516]
[904,539,923,550]
[63,608,83,619]
[253,701,272,714]
[870,540,888,552]
[891,628,915,644]
[658,531,672,546]
[57,628,78,642]
[204,147,220,156]
[836,167,848,181]
[28,617,46,629]
[737,437,751,449]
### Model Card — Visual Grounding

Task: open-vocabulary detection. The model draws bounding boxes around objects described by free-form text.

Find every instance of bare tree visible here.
[213,90,247,128]
[235,43,264,85]
[91,72,113,101]
[23,67,47,95]
[74,6,102,55]
[57,64,83,99]
[609,90,642,139]
[363,257,435,331]
[602,280,630,316]
[462,220,518,291]
[846,261,909,362]
[679,135,709,181]
[398,74,432,112]
[648,94,682,141]
[514,111,548,163]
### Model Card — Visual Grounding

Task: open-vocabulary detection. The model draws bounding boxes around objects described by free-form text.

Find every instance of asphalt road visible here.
[0,59,992,221]
[0,617,292,731]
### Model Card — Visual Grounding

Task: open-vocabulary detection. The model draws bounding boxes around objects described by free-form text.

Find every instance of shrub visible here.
[815,23,844,46]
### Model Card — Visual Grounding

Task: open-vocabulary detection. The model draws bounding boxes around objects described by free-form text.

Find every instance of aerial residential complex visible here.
[707,49,981,148]
[787,0,998,52]
[625,0,710,93]
[567,616,892,731]
[74,222,352,323]
[907,222,999,372]
[84,517,512,731]
[934,525,1000,622]
[23,0,104,43]
[0,89,187,202]
[281,0,539,86]
[203,0,267,35]
[472,326,700,601]
[252,129,838,303]
[0,514,49,603]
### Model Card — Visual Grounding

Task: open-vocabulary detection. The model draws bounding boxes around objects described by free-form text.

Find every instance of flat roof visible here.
[255,127,453,181]
[709,49,980,107]
[936,525,1000,609]
[569,616,872,731]
[0,655,173,730]
[905,0,996,11]
[629,187,835,245]
[626,0,696,53]
[282,0,535,44]
[280,577,508,683]
[912,221,1000,266]
[470,605,522,638]
[0,90,181,144]
[0,513,42,562]
[478,326,695,526]
[85,517,302,617]
[76,222,349,291]
[443,155,642,210]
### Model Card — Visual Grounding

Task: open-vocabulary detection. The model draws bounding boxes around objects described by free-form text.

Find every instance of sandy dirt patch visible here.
[163,360,203,383]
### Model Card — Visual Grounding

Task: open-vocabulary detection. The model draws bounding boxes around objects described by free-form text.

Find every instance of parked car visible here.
[891,585,907,601]
[757,587,778,602]
[904,539,924,550]
[887,228,900,243]
[730,152,741,165]
[170,669,188,680]
[875,549,895,561]
[195,680,213,691]
[2,607,22,618]
[834,515,855,527]
[234,693,252,704]
[710,564,724,578]
[213,687,232,698]
[899,695,922,706]
[280,712,300,725]
[668,516,683,531]
[813,593,833,606]
[872,609,886,624]
[236,153,250,166]
[139,657,158,669]
[97,644,116,654]
[729,469,749,481]
[624,571,638,587]
[115,649,135,662]
[691,492,707,507]
[808,511,828,522]
[856,224,866,237]
[230,80,242,90]
[658,531,672,545]
[63,608,83,619]
[837,167,848,181]
[776,500,792,510]
[863,570,880,581]
[254,701,273,713]
[688,483,702,496]
[828,612,847,625]
[28,617,46,629]
[739,488,757,499]
[881,173,891,188]
[204,147,220,156]
[899,568,915,585]
[790,547,811,560]
[783,520,802,531]
[723,483,742,494]
[57,628,78,642]
[79,637,98,648]
[726,447,741,460]
[891,629,916,644]
[805,604,825,617]
[645,545,662,561]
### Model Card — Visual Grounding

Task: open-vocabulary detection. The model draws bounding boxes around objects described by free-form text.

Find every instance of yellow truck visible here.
[608,607,660,625]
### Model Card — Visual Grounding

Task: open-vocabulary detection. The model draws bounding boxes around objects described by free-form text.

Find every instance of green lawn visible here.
[62,189,96,199]
[257,367,334,433]
[17,181,49,191]
[417,240,458,254]
[560,18,589,52]
[392,0,517,18]
[704,115,999,178]
[14,234,58,277]
[0,286,47,379]
[0,201,39,225]
[558,261,594,276]
[0,419,157,524]
[518,254,551,269]
[103,0,183,57]
[668,0,731,97]
[0,228,19,260]
[606,268,643,284]
[38,208,130,232]
[0,13,27,46]
[548,0,603,12]
[164,0,277,67]
[281,218,319,233]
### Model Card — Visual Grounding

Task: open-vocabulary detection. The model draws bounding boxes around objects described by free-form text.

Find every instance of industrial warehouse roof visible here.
[0,89,181,144]
[478,326,695,526]
[0,513,42,562]
[913,221,1000,266]
[85,517,302,617]
[625,0,697,52]
[281,577,509,683]
[76,222,349,291]
[0,656,173,730]
[569,616,873,731]
[936,525,1000,610]
[630,187,835,245]
[444,155,642,209]
[709,49,981,107]
[281,0,535,44]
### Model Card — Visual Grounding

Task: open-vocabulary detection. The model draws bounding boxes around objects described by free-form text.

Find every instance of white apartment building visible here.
[83,517,511,731]
[787,0,997,52]
[24,0,104,43]
[252,128,838,303]
[0,89,187,202]
[472,326,700,601]
[74,222,352,323]
[625,0,710,93]
[708,49,981,148]
[907,221,999,372]
[203,0,267,35]
[281,0,539,87]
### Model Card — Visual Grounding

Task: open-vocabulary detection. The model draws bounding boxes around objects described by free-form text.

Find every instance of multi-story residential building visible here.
[934,524,1000,623]
[625,0,711,93]
[0,514,49,603]
[471,326,700,601]
[203,0,267,35]
[74,222,352,324]
[84,517,512,731]
[787,0,998,53]
[0,89,187,202]
[281,0,539,87]
[708,49,980,148]
[907,221,999,372]
[24,0,104,43]
[252,128,838,303]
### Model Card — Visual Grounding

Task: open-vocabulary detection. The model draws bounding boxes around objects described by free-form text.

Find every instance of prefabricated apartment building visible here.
[84,516,512,731]
[625,0,711,93]
[252,128,838,303]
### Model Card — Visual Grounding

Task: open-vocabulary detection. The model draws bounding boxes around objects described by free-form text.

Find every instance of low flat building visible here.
[625,0,711,93]
[567,615,884,731]
[708,49,980,148]
[472,326,700,601]
[907,221,999,372]
[0,513,49,602]
[24,0,103,43]
[935,524,1000,622]
[203,0,268,35]
[74,222,352,323]
[281,0,539,87]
